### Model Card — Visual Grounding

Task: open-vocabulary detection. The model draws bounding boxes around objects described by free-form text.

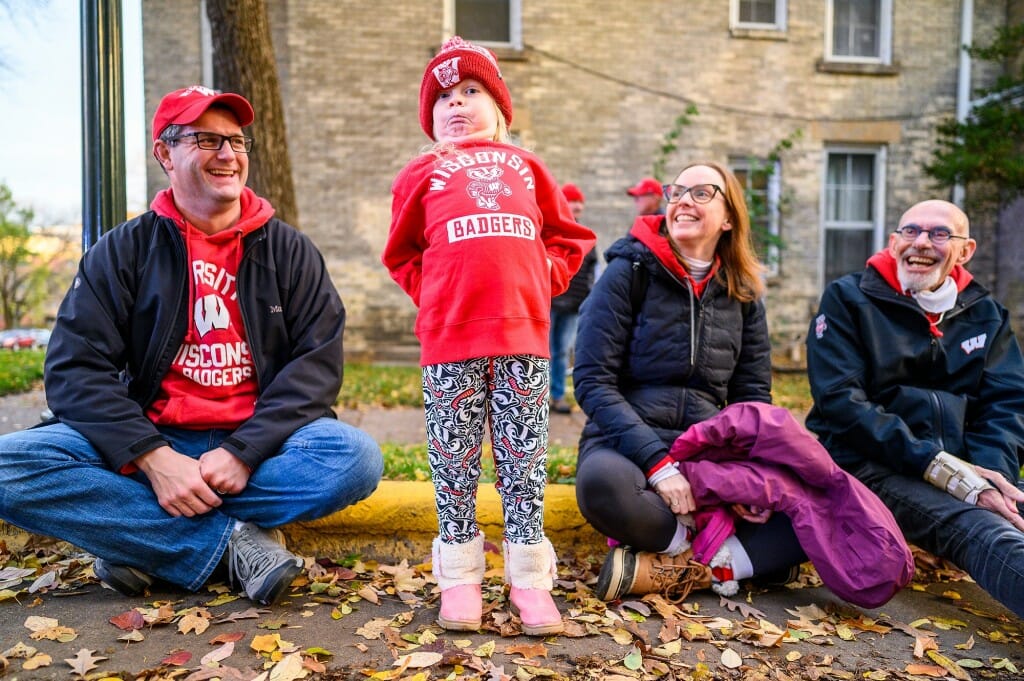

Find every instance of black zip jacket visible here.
[805,265,1024,483]
[44,211,345,473]
[573,231,771,474]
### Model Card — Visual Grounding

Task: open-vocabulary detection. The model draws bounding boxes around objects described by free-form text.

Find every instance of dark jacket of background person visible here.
[44,211,345,473]
[573,215,771,474]
[551,247,598,314]
[805,263,1024,484]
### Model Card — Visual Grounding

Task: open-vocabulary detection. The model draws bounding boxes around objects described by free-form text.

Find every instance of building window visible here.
[445,0,522,49]
[821,148,886,285]
[825,0,891,63]
[730,157,781,276]
[731,0,786,31]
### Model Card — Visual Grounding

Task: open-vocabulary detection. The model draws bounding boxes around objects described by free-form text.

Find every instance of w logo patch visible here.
[194,294,230,337]
[960,333,987,355]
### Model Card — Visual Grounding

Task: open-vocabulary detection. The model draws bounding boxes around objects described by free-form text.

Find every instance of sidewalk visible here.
[2,389,1024,680]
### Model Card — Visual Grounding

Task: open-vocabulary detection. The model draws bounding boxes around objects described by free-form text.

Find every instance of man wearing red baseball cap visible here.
[550,183,598,414]
[626,176,665,217]
[0,86,382,607]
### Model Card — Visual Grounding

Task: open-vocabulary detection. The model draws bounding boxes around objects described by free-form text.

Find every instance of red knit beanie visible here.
[419,36,513,140]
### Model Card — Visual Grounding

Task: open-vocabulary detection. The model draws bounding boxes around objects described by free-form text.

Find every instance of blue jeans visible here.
[549,309,578,401]
[850,459,1024,617]
[0,418,382,591]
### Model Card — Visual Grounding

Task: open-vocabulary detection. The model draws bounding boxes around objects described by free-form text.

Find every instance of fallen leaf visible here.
[64,649,106,676]
[1,642,37,659]
[200,641,234,666]
[721,647,742,669]
[473,640,496,658]
[357,585,379,604]
[505,643,547,660]
[252,633,285,654]
[118,630,145,643]
[178,613,211,635]
[23,615,58,632]
[925,650,971,680]
[22,653,52,670]
[623,646,643,671]
[210,631,246,644]
[163,650,193,666]
[268,651,305,681]
[905,663,947,677]
[109,609,146,631]
[393,652,443,668]
[28,571,57,593]
[718,595,765,619]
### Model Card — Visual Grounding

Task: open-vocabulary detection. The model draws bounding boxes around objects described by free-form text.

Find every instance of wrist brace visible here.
[923,451,994,504]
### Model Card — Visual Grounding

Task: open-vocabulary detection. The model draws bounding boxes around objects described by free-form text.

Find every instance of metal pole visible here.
[80,0,126,252]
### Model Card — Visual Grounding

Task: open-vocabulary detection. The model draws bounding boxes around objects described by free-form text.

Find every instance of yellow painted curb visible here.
[0,482,607,564]
[284,480,606,561]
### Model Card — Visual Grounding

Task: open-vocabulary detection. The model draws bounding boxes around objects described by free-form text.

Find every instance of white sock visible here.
[723,535,753,580]
[662,520,693,556]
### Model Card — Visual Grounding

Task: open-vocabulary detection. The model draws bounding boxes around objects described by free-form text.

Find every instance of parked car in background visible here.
[0,328,51,351]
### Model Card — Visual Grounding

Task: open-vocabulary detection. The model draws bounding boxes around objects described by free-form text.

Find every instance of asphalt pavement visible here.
[1,389,1023,680]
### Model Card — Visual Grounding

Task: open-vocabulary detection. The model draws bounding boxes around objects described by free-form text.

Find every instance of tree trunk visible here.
[205,0,299,227]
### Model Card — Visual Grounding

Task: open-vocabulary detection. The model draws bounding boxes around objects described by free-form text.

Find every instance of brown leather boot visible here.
[595,546,712,602]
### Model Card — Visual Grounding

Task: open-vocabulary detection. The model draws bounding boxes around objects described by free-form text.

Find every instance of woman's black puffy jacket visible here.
[573,223,771,474]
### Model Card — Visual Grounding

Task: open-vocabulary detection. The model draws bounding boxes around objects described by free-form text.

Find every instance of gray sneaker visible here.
[93,557,153,597]
[227,522,303,605]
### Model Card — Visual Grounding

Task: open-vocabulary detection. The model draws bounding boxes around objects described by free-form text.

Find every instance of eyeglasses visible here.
[662,183,723,205]
[894,224,968,245]
[166,132,254,153]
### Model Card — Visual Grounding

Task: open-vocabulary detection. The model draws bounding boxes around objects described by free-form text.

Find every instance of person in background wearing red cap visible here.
[0,85,383,607]
[382,37,595,636]
[627,176,665,217]
[549,183,598,414]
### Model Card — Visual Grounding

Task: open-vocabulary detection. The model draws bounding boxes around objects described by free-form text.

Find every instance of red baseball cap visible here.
[152,85,255,141]
[561,183,585,203]
[626,177,663,197]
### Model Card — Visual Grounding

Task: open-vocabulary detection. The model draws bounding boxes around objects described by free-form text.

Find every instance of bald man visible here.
[805,199,1024,617]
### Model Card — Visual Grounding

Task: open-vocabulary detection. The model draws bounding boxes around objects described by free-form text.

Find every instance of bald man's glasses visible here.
[894,225,967,245]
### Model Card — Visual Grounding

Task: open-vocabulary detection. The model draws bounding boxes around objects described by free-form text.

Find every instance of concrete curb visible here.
[283,480,606,562]
[1,480,607,564]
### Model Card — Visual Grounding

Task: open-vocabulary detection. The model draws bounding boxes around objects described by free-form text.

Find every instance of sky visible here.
[0,0,146,225]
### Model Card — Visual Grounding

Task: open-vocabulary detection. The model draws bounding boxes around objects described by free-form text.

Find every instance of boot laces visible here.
[649,558,708,603]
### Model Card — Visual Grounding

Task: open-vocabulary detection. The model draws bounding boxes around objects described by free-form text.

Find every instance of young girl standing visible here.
[382,36,595,635]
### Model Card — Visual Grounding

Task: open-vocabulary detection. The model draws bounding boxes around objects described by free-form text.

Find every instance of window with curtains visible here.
[446,0,522,49]
[826,0,892,63]
[822,148,886,285]
[732,0,786,31]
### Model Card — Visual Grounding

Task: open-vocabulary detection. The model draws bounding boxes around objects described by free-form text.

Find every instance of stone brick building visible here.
[141,0,1018,362]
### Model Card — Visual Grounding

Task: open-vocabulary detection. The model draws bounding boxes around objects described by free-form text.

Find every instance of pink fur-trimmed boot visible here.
[504,539,565,636]
[432,535,485,631]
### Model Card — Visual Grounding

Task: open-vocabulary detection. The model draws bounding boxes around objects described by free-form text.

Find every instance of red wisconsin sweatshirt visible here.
[146,187,274,429]
[383,141,596,365]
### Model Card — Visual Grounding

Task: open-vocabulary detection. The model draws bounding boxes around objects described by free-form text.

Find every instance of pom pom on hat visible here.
[419,36,513,140]
[561,183,586,203]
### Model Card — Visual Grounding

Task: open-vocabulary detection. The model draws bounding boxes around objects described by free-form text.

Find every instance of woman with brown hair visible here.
[573,161,805,600]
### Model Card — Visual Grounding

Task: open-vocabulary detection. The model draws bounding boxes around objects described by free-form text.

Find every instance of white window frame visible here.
[824,0,892,64]
[819,146,887,288]
[443,0,523,50]
[729,156,782,277]
[730,0,787,32]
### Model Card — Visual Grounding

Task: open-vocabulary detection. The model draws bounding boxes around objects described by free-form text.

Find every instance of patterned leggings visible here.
[423,355,550,545]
